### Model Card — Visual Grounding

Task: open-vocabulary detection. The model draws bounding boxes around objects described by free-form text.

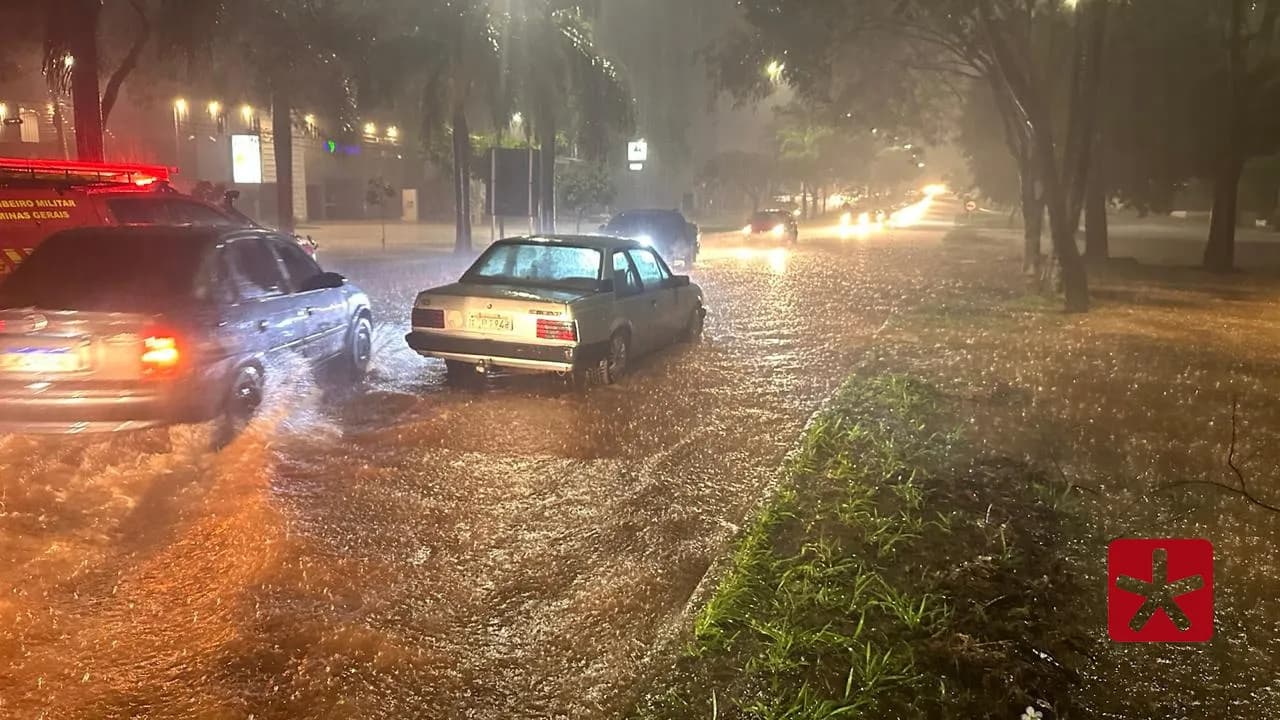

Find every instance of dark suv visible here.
[0,226,371,434]
[602,209,701,266]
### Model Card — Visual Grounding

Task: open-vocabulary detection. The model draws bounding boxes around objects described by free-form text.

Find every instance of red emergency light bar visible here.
[0,157,173,186]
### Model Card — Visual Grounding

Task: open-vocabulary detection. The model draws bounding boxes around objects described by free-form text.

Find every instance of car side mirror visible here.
[302,271,345,292]
[598,278,616,294]
[668,275,691,288]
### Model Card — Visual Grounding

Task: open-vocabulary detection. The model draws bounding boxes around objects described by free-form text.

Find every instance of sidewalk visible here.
[299,221,459,256]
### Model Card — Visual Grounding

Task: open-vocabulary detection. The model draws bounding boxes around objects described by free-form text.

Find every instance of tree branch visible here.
[1158,398,1280,513]
[101,0,150,127]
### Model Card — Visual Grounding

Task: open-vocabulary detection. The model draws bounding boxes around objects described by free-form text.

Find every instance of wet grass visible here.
[631,375,1096,720]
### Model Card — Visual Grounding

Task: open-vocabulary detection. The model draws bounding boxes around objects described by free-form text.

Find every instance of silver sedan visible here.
[406,235,706,385]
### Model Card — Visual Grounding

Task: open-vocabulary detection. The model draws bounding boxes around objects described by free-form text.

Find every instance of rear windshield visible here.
[0,231,206,312]
[464,242,603,291]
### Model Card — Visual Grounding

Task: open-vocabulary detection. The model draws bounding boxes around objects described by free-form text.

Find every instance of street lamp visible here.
[766,60,785,83]
[173,98,188,116]
[207,100,221,119]
[386,126,399,141]
[363,122,377,137]
[240,104,253,126]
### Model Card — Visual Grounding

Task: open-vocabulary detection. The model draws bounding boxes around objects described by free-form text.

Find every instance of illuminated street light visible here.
[512,112,523,126]
[364,122,377,136]
[304,113,316,126]
[207,100,222,119]
[766,60,786,83]
[387,126,399,140]
[0,103,7,120]
[173,98,188,116]
[240,104,253,124]
[62,54,74,68]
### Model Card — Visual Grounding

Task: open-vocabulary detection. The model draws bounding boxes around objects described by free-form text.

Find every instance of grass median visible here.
[632,374,1097,720]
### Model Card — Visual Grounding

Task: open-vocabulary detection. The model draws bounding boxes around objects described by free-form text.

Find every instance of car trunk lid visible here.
[0,308,172,382]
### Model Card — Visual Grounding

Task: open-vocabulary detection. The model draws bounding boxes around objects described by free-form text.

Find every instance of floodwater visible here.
[0,209,966,718]
[6,196,1273,718]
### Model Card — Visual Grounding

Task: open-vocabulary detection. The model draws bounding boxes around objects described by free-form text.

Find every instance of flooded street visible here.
[0,210,969,718]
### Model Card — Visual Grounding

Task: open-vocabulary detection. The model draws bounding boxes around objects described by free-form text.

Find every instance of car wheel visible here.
[214,366,263,447]
[346,315,373,383]
[588,331,629,386]
[681,305,705,342]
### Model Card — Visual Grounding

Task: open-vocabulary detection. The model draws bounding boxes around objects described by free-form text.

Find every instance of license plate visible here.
[0,348,84,374]
[467,313,514,333]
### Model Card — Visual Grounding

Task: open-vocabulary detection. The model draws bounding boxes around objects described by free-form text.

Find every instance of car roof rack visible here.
[0,157,172,188]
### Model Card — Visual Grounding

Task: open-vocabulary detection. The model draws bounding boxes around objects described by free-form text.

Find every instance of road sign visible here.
[965,199,978,212]
[627,140,648,163]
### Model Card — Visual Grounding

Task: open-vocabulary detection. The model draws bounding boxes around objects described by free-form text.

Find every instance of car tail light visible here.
[413,308,445,329]
[141,334,181,374]
[536,319,577,342]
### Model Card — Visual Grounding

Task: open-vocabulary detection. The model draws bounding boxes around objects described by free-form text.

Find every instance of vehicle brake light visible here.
[413,308,445,329]
[536,319,577,342]
[141,335,180,373]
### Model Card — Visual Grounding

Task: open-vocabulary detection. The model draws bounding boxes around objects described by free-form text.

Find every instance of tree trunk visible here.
[801,183,809,218]
[452,105,473,253]
[1204,156,1243,272]
[272,91,295,233]
[1085,166,1108,260]
[1204,0,1247,273]
[68,0,104,161]
[537,109,556,234]
[1018,154,1043,275]
[1037,133,1089,312]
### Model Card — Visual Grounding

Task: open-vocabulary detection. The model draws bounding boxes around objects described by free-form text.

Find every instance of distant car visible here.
[0,226,372,434]
[742,209,799,244]
[406,235,706,385]
[601,209,700,266]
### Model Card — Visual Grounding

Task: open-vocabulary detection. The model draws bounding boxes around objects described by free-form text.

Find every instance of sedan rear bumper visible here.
[406,331,607,373]
[0,379,218,434]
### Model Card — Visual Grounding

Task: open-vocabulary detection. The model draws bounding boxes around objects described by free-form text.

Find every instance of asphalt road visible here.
[0,198,970,718]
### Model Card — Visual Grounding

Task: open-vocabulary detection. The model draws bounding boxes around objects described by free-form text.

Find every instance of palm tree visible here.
[365,0,505,253]
[34,0,151,160]
[154,0,361,232]
[502,1,632,232]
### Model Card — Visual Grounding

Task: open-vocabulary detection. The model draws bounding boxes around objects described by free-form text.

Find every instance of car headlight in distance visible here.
[772,224,786,237]
[742,225,752,236]
[840,212,853,226]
